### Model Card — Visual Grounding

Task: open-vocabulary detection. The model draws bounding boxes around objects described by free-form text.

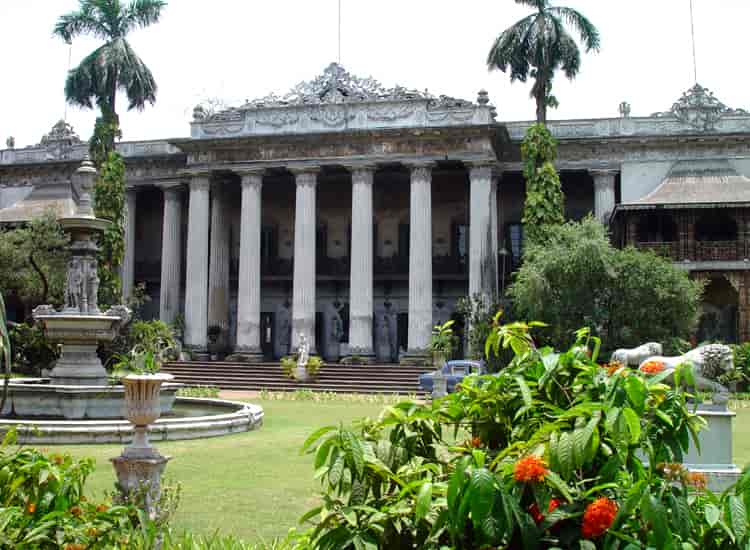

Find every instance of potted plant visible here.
[112,345,173,458]
[430,320,457,368]
[281,355,324,382]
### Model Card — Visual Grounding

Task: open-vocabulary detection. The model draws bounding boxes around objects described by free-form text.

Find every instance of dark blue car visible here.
[419,360,485,394]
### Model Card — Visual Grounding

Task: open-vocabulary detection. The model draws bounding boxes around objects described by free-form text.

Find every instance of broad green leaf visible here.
[329,455,345,488]
[705,503,721,527]
[624,376,647,413]
[557,431,574,479]
[468,468,495,527]
[301,425,337,454]
[622,407,641,445]
[415,481,433,522]
[727,495,747,541]
[515,375,533,408]
[645,495,674,550]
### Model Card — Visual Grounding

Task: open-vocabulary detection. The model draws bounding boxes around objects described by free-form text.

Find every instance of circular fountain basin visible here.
[0,397,264,445]
[3,378,182,419]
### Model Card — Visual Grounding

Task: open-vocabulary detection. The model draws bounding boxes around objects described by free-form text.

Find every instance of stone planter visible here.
[122,373,174,458]
[432,352,448,369]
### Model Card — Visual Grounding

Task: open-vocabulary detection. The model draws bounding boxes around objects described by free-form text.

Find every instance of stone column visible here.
[122,187,137,299]
[234,171,264,360]
[406,163,434,360]
[347,166,375,361]
[184,175,211,352]
[469,162,497,302]
[158,182,184,325]
[208,181,231,349]
[291,168,319,353]
[490,173,500,296]
[591,169,617,224]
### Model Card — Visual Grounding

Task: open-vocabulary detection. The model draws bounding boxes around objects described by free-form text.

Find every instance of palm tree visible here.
[487,0,600,124]
[54,0,166,128]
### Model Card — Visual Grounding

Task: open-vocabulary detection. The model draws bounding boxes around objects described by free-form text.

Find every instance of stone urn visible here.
[122,373,174,457]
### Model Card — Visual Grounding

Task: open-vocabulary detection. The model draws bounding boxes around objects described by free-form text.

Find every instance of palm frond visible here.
[487,13,536,81]
[53,2,110,43]
[110,38,158,109]
[121,0,167,35]
[514,0,549,11]
[549,6,601,51]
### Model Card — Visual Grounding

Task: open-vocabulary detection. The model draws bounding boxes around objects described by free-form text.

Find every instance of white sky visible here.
[1,0,748,148]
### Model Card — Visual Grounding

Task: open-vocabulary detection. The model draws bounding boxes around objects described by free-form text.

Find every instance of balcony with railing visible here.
[635,241,680,260]
[695,241,744,262]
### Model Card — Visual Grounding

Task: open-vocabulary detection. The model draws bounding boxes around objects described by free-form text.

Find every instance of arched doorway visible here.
[697,276,738,343]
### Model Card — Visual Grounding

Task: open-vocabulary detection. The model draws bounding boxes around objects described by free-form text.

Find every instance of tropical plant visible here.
[521,123,565,244]
[109,320,175,375]
[8,322,59,376]
[306,356,324,378]
[430,320,457,357]
[456,294,509,372]
[487,0,600,124]
[299,322,750,549]
[53,0,166,138]
[509,217,703,352]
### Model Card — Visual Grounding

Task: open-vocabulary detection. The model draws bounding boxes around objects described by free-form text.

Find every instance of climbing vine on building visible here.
[90,112,125,306]
[521,123,565,245]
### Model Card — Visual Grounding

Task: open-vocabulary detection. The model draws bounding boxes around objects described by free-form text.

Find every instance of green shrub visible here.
[8,322,59,376]
[177,386,221,399]
[298,321,749,549]
[509,217,703,352]
[0,430,138,548]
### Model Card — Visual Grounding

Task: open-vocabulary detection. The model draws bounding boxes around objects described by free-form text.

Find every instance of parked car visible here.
[419,359,485,394]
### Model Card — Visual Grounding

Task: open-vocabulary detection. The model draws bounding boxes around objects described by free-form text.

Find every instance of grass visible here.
[61,398,386,544]
[30,398,750,545]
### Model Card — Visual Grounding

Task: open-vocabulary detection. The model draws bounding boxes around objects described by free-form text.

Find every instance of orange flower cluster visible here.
[514,456,548,483]
[26,502,36,514]
[69,505,82,517]
[96,503,109,513]
[640,360,666,375]
[581,497,618,539]
[528,499,561,524]
[470,437,482,448]
[686,471,708,490]
[65,545,86,550]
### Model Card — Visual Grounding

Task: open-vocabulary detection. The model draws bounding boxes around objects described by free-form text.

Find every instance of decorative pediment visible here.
[652,84,748,131]
[39,120,82,147]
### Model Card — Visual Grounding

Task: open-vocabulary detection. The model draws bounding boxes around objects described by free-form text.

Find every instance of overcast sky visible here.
[1,1,748,148]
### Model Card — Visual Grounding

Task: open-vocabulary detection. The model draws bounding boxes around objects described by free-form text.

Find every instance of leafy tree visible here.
[0,292,11,417]
[487,0,600,124]
[521,123,565,245]
[0,211,69,313]
[508,217,703,352]
[94,152,127,305]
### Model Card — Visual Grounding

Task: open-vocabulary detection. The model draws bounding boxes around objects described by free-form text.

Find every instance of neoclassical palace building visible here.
[2,64,750,359]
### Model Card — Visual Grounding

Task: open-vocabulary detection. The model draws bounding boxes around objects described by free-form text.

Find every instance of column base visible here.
[341,349,376,365]
[226,348,265,363]
[400,349,432,367]
[184,345,209,361]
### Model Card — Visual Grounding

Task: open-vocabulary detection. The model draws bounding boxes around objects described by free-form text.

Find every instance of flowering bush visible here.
[298,322,750,549]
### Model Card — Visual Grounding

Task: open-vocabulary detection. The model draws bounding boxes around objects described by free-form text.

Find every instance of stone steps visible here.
[162,361,431,394]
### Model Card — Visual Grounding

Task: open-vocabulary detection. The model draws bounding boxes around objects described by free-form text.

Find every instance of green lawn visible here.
[39,400,750,545]
[64,399,385,544]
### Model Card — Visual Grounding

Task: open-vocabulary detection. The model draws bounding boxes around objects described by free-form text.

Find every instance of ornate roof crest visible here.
[193,63,476,122]
[39,120,82,146]
[652,84,748,131]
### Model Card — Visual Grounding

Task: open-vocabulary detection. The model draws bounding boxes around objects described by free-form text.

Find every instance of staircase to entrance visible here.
[162,361,431,394]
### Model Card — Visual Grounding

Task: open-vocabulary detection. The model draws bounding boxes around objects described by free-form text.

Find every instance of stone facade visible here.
[3,71,750,351]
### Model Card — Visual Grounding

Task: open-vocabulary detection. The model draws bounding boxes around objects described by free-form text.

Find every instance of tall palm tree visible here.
[54,0,166,126]
[487,0,600,124]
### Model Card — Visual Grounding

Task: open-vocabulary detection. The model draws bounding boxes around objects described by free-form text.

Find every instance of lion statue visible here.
[611,342,663,366]
[638,344,733,404]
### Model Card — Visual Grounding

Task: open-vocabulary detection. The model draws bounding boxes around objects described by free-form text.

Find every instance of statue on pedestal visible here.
[297,333,310,369]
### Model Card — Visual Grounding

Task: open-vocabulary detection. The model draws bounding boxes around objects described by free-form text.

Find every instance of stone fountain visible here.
[2,158,180,420]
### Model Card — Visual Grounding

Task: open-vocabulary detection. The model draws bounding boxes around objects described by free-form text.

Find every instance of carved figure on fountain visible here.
[297,332,310,369]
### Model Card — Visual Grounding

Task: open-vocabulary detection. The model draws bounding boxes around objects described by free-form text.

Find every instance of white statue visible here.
[611,342,663,366]
[297,333,310,369]
[639,344,733,403]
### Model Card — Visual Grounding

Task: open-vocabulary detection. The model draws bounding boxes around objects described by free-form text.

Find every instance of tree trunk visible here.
[29,253,49,305]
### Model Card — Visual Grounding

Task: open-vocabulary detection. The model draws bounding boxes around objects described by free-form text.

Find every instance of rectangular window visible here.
[505,223,524,269]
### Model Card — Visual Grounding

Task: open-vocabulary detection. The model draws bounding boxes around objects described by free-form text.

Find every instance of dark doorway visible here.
[260,312,275,359]
[397,313,408,354]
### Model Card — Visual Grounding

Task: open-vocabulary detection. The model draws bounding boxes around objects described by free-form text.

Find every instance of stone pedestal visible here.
[111,454,171,519]
[291,169,318,353]
[347,166,375,361]
[404,163,434,364]
[234,172,264,361]
[184,176,211,353]
[159,183,184,325]
[684,405,741,492]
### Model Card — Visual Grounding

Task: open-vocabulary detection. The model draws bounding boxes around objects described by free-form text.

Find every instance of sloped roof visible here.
[617,160,750,211]
[0,184,76,224]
